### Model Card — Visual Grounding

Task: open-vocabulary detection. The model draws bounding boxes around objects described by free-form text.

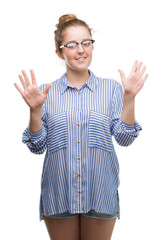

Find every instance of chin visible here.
[67,59,92,73]
[77,66,89,71]
[68,64,90,73]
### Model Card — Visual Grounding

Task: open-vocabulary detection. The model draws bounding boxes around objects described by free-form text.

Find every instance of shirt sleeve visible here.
[22,85,48,154]
[110,82,142,146]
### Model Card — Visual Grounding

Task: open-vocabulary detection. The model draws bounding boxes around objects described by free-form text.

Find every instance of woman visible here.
[14,14,148,240]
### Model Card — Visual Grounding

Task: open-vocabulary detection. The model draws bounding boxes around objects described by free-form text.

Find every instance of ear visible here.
[56,49,65,60]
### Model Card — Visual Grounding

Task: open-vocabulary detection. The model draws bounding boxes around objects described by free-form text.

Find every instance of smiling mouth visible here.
[76,57,86,61]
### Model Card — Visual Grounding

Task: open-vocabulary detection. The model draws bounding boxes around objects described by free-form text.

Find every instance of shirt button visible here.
[77,141,80,144]
[78,174,80,177]
[78,157,80,160]
[77,123,79,127]
[78,92,80,95]
[78,191,81,194]
[77,107,80,110]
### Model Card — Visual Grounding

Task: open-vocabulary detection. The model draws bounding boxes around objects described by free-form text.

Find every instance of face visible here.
[56,26,94,73]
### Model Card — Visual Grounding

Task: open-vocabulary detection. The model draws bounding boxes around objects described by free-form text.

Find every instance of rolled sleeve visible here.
[22,124,47,154]
[121,121,142,136]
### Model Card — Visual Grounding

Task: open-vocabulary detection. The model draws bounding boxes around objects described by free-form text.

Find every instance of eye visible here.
[66,42,77,48]
[82,40,92,46]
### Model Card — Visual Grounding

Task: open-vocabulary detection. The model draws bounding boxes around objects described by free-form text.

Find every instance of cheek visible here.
[63,52,75,62]
[86,47,93,56]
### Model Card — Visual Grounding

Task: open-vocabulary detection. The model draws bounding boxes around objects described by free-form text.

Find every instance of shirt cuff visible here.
[28,128,43,142]
[121,121,142,134]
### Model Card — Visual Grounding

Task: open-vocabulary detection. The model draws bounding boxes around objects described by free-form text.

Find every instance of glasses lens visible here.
[64,40,95,49]
[82,40,92,46]
[66,42,77,48]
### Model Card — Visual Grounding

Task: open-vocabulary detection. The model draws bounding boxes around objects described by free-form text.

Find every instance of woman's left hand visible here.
[118,60,148,97]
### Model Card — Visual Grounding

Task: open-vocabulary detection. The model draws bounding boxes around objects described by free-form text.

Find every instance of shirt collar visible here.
[59,70,98,94]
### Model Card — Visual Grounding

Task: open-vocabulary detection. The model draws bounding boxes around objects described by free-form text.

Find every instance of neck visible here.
[66,68,90,89]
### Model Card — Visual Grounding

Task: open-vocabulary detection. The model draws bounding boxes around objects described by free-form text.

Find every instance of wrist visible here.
[29,107,42,132]
[30,106,42,115]
[123,91,135,102]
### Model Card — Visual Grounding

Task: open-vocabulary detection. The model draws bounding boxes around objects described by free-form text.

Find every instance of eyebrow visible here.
[63,38,92,44]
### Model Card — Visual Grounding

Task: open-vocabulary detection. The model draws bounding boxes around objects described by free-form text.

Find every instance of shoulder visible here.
[38,77,62,92]
[99,77,120,86]
[90,70,120,86]
[93,73,122,93]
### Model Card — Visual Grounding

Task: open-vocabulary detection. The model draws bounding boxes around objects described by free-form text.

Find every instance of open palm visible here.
[118,60,148,97]
[14,70,51,110]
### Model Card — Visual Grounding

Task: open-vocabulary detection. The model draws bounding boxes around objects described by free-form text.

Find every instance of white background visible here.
[0,0,162,239]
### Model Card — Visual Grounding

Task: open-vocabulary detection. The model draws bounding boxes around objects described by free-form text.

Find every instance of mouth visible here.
[76,57,86,61]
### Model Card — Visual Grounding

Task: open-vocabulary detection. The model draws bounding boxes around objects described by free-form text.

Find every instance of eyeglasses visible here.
[60,39,95,49]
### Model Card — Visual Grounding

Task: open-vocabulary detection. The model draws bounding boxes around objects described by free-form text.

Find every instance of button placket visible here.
[76,90,81,198]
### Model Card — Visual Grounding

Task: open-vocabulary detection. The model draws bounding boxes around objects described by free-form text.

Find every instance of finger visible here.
[136,61,143,72]
[118,69,125,80]
[131,60,138,73]
[30,69,37,85]
[18,74,27,89]
[22,70,31,86]
[139,65,146,78]
[44,83,51,96]
[142,74,148,83]
[14,82,24,96]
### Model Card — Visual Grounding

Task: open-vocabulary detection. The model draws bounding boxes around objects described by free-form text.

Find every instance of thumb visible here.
[44,83,51,96]
[118,69,125,80]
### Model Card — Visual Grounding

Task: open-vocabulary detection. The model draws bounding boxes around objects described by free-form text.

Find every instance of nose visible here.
[77,43,84,53]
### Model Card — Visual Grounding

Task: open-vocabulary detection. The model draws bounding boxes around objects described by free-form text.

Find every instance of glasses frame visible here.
[59,39,95,49]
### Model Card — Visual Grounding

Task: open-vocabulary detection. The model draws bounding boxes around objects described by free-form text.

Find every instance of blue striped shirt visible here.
[22,70,142,220]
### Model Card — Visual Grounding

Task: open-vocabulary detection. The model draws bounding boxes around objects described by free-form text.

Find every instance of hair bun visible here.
[56,14,77,28]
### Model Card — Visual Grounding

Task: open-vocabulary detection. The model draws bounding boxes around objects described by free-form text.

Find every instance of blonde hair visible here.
[54,14,92,52]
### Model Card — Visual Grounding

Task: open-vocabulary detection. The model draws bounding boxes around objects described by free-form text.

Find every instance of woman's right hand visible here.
[14,69,51,110]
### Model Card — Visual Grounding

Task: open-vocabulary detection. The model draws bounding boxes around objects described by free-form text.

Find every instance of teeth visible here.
[78,57,85,60]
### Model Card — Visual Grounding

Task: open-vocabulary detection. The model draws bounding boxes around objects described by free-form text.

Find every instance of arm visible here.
[121,93,135,125]
[111,83,142,146]
[29,108,42,132]
[111,60,148,146]
[119,60,148,125]
[14,69,51,154]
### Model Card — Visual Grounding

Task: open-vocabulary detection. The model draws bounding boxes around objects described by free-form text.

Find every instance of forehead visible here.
[62,26,91,42]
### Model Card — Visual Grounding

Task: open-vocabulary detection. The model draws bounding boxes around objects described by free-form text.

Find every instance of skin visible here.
[119,61,148,124]
[14,25,148,239]
[43,214,116,240]
[56,26,94,89]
